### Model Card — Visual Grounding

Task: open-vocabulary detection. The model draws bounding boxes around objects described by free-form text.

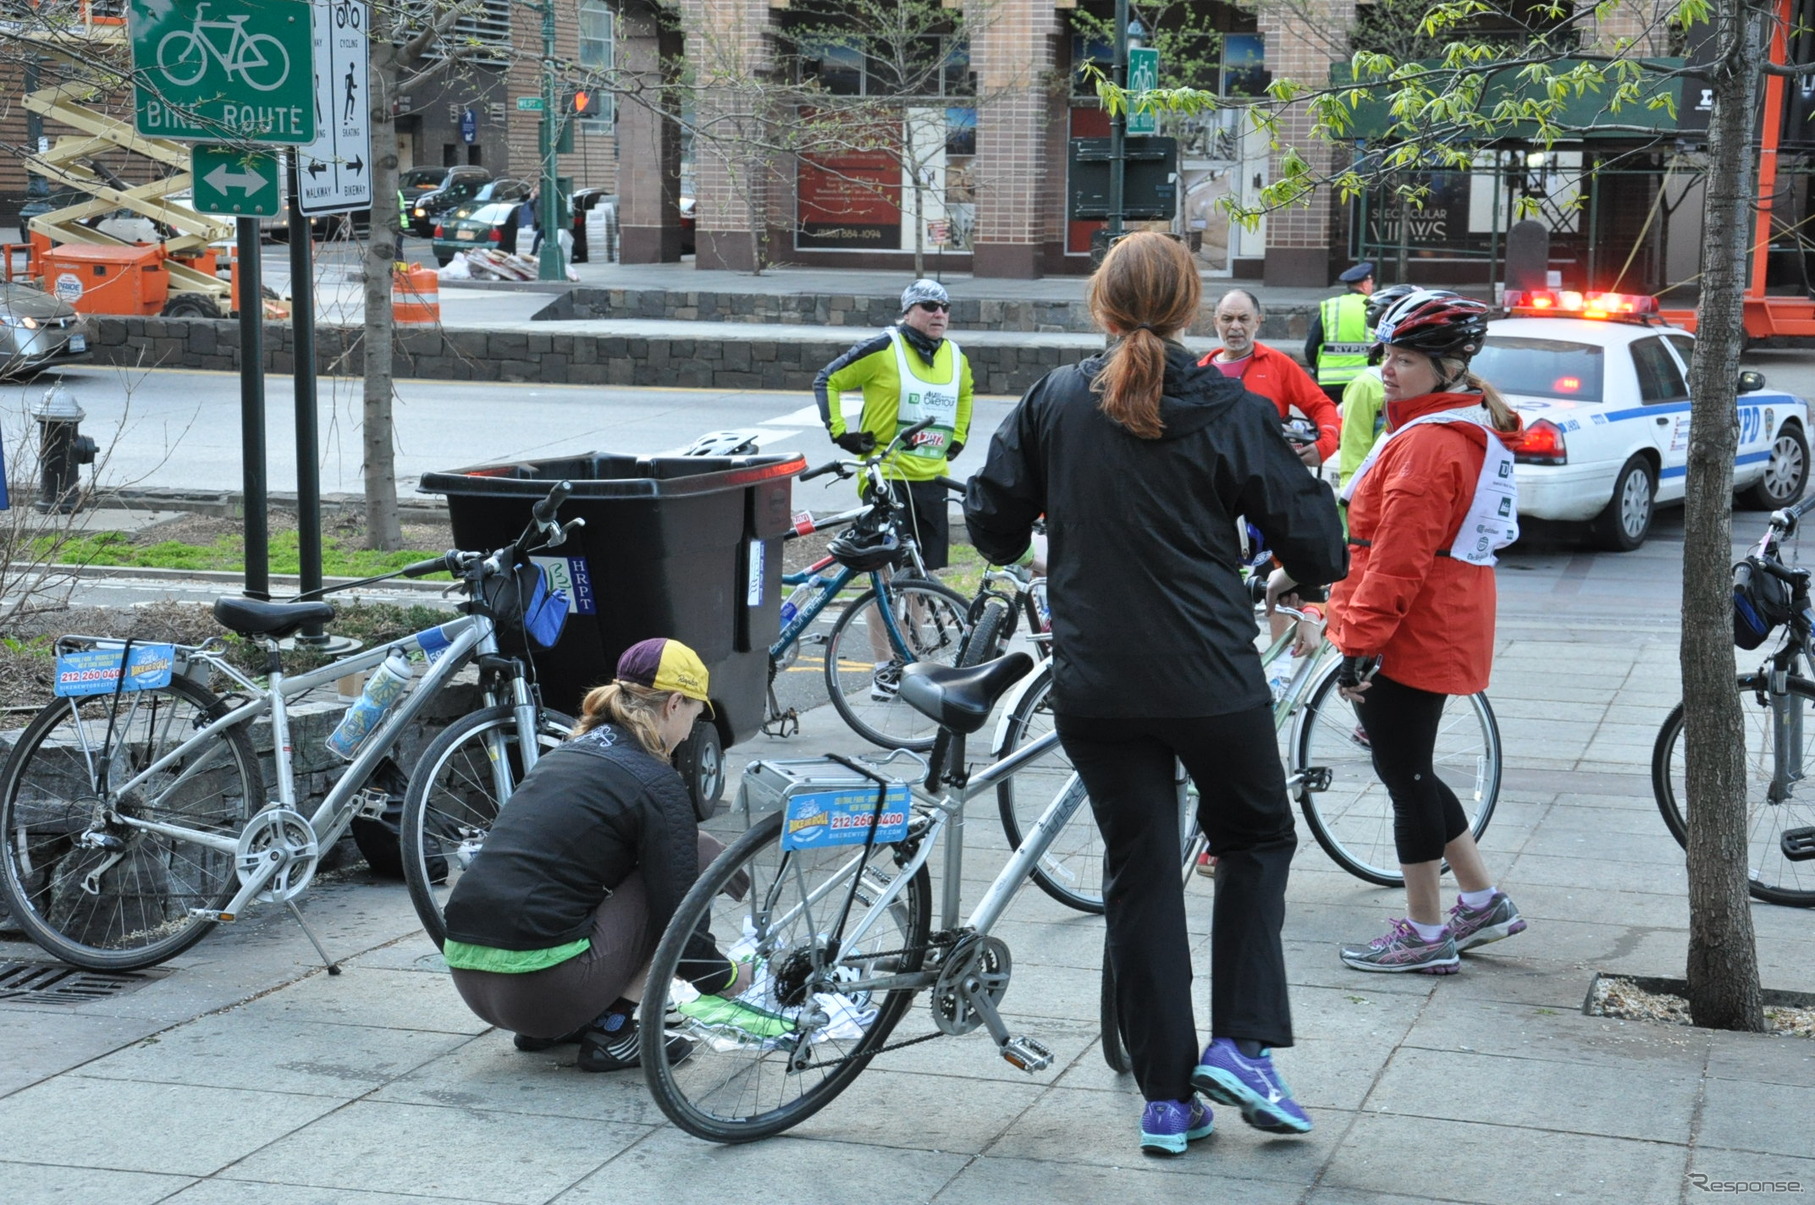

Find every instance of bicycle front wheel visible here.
[0,679,262,970]
[1292,664,1501,887]
[1653,674,1815,906]
[823,576,970,750]
[642,809,932,1143]
[400,705,573,948]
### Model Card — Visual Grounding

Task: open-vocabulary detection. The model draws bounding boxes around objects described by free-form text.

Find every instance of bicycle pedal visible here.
[1781,826,1815,862]
[1301,765,1333,792]
[999,1035,1053,1073]
[352,789,391,820]
[188,908,236,923]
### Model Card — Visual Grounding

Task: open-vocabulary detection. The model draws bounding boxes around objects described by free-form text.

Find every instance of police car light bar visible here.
[1504,289,1660,320]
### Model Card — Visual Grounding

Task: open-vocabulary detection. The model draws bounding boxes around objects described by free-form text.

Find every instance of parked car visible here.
[0,281,91,378]
[1482,290,1811,550]
[431,201,524,265]
[403,167,494,237]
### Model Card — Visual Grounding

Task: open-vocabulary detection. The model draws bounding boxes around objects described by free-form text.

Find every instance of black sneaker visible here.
[576,1013,694,1073]
[513,1025,588,1052]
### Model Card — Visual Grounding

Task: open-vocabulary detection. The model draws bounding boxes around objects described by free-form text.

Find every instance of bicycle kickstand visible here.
[287,902,343,976]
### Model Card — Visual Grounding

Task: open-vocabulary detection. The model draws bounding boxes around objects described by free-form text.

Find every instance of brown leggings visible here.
[449,830,724,1040]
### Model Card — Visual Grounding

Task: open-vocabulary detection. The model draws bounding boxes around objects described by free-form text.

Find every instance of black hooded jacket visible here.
[964,343,1348,718]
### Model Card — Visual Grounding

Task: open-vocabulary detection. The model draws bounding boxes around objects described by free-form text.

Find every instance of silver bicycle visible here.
[639,649,1114,1142]
[0,483,579,972]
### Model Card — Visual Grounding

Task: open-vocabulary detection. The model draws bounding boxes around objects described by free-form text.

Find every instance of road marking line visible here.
[764,404,822,426]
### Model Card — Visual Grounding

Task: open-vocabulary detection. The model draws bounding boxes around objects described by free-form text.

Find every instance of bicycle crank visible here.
[233,808,321,904]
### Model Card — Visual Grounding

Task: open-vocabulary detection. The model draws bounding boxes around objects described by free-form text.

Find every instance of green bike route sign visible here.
[128,0,316,144]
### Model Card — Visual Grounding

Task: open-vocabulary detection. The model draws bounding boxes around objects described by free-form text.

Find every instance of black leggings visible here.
[1355,673,1470,864]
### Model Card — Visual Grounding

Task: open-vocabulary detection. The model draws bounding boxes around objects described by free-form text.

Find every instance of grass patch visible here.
[38,529,444,579]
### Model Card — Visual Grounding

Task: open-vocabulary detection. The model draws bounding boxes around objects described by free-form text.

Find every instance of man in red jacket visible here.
[1199,288,1338,467]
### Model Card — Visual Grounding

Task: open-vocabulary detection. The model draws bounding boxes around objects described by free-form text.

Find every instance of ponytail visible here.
[576,680,677,757]
[1087,233,1201,440]
[1436,352,1518,433]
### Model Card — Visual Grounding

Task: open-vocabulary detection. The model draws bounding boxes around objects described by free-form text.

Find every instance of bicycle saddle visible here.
[212,597,337,639]
[899,652,1035,735]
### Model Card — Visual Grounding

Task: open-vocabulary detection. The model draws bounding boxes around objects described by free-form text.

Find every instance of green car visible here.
[431,200,528,265]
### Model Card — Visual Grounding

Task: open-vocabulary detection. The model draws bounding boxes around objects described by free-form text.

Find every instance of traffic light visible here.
[569,89,601,119]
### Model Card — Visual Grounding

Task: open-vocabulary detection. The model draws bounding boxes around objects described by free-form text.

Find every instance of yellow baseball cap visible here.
[616,637,714,716]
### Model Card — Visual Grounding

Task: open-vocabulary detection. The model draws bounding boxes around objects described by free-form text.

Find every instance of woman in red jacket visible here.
[1320,291,1528,974]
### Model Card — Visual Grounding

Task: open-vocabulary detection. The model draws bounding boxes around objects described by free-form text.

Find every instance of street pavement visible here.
[3,502,1815,1204]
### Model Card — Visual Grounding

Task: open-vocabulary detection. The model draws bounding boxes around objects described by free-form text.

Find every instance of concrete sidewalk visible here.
[2,605,1812,1204]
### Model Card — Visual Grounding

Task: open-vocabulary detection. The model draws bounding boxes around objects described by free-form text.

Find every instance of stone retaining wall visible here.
[87,316,1103,394]
[537,288,1310,340]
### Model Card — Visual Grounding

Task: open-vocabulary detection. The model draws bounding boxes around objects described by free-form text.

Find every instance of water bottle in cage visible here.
[326,651,413,759]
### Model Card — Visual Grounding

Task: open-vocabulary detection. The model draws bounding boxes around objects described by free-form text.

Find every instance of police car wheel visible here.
[1588,455,1655,552]
[1744,422,1809,510]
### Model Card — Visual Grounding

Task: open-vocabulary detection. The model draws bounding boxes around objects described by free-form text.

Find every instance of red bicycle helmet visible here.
[1370,290,1490,361]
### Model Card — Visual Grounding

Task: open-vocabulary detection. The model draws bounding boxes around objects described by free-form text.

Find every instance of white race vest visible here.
[1341,403,1519,567]
[891,331,962,472]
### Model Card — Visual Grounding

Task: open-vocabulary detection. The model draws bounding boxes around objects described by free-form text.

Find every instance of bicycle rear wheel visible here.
[0,679,261,970]
[1292,663,1501,886]
[400,705,573,948]
[995,662,1103,912]
[957,599,1013,667]
[823,576,970,751]
[642,809,932,1143]
[1653,674,1815,906]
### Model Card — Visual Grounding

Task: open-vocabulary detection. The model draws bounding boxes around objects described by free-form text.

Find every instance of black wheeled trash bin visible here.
[420,450,806,814]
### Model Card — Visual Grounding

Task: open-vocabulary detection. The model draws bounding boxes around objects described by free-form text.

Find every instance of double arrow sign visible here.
[192,145,283,217]
[305,156,364,179]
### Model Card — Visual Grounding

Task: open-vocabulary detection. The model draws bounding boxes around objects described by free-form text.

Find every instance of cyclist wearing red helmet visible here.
[1275,289,1530,974]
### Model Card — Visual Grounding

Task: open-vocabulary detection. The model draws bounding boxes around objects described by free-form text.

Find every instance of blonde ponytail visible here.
[576,680,676,757]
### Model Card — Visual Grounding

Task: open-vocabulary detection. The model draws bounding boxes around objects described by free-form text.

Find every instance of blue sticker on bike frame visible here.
[54,644,176,697]
[780,783,912,851]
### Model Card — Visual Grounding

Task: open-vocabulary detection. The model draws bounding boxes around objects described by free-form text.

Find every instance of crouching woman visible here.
[441,638,751,1071]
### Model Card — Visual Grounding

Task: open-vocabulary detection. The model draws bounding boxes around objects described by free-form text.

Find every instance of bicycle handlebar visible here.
[532,480,572,526]
[935,475,966,495]
[800,460,851,483]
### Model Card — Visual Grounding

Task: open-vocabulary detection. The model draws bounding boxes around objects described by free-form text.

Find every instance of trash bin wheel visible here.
[676,717,726,820]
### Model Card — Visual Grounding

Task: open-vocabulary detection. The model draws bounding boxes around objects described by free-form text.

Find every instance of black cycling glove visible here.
[1337,654,1383,690]
[946,440,964,460]
[834,431,876,455]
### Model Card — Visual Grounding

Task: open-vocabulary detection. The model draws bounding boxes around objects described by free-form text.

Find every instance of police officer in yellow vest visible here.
[814,278,975,572]
[1304,260,1375,407]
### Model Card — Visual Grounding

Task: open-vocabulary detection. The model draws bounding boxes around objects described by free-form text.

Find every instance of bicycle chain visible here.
[776,932,958,1072]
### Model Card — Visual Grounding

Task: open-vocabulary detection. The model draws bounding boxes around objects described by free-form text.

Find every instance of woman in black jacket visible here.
[965,233,1346,1156]
[442,638,748,1073]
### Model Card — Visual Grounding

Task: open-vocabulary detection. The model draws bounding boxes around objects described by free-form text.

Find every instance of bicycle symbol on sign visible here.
[155,3,291,93]
[333,0,361,30]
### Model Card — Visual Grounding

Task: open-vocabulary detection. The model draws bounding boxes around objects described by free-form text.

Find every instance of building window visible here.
[579,0,615,129]
[799,35,969,98]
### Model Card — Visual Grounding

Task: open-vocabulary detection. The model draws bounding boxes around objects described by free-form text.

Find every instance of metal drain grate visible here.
[0,960,167,1004]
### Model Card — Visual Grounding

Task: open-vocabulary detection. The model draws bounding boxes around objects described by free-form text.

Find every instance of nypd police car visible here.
[1474,291,1809,551]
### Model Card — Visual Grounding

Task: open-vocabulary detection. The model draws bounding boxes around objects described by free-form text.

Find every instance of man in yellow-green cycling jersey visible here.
[814,278,975,572]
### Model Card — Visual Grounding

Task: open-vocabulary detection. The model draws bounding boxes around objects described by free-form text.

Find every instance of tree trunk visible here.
[361,42,404,551]
[1682,0,1768,1032]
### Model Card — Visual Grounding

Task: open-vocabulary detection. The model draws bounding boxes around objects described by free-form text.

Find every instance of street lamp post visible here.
[536,0,566,281]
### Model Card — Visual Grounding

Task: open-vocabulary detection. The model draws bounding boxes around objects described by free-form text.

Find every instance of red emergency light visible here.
[1504,290,1660,321]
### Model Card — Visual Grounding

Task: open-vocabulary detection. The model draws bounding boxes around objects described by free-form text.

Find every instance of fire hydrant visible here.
[31,384,97,514]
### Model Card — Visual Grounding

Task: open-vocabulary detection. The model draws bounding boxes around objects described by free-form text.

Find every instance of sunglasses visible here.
[916,301,950,313]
